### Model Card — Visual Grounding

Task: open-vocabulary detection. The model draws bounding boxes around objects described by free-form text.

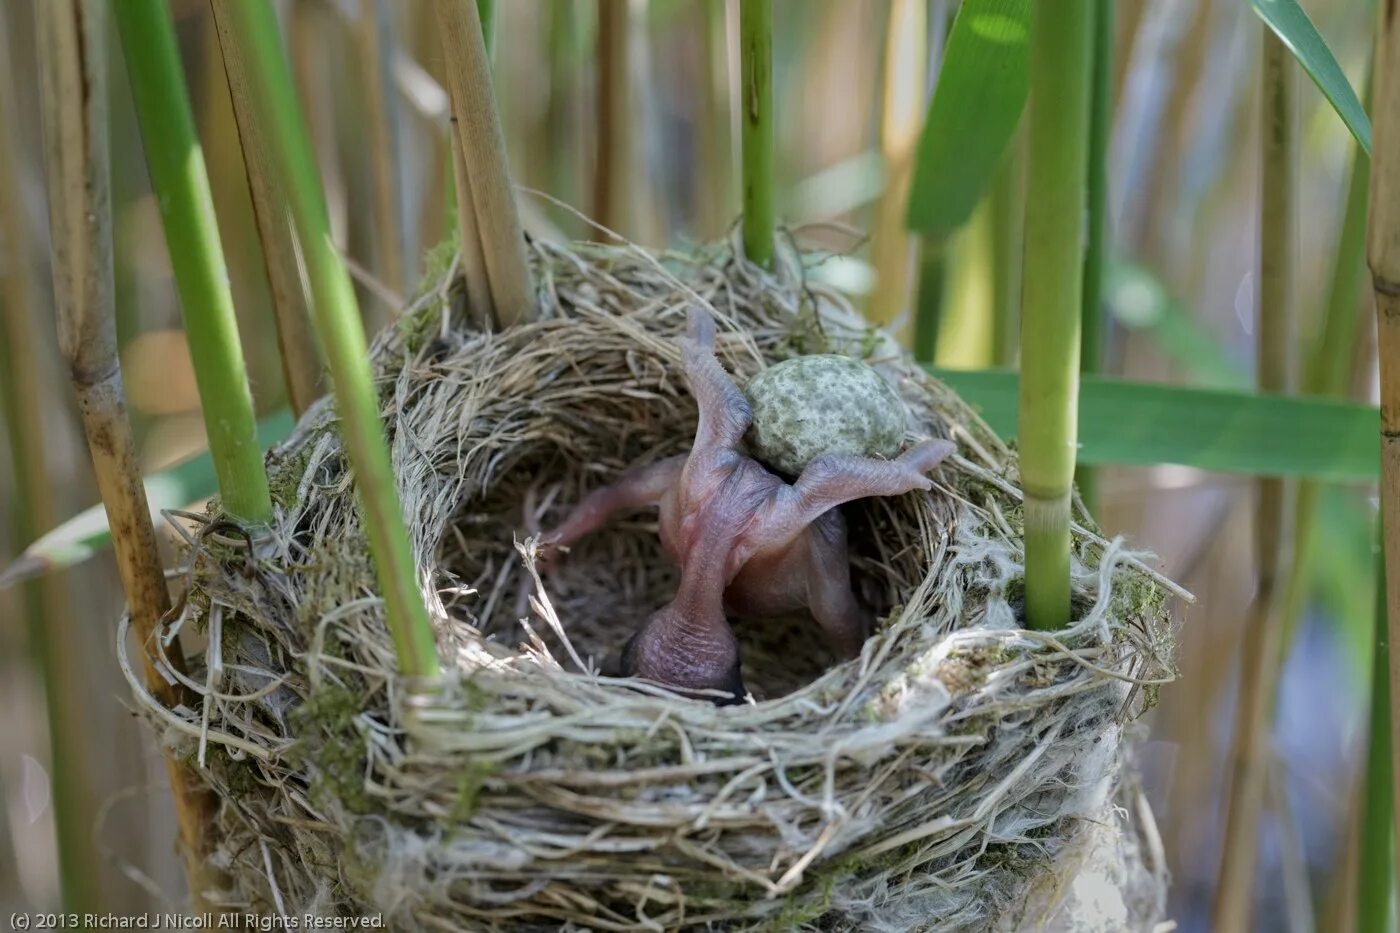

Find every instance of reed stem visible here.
[990,136,1024,367]
[35,0,222,905]
[913,239,947,363]
[1019,0,1093,631]
[208,0,323,416]
[1281,75,1371,642]
[1076,0,1113,513]
[436,0,534,329]
[1214,31,1297,933]
[697,0,734,240]
[739,0,774,268]
[866,0,926,335]
[1368,0,1400,906]
[219,0,440,679]
[112,0,273,527]
[593,0,633,239]
[0,44,98,910]
[1360,545,1395,933]
[358,0,408,297]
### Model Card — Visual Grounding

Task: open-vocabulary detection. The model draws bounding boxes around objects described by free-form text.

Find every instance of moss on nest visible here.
[124,238,1185,931]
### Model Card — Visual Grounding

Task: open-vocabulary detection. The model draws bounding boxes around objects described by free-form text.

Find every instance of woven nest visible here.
[126,237,1185,931]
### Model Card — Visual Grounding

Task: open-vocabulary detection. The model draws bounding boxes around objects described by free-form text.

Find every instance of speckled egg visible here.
[745,354,907,476]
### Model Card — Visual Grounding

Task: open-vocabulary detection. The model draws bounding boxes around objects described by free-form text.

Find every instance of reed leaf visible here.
[905,0,1029,237]
[1250,0,1371,154]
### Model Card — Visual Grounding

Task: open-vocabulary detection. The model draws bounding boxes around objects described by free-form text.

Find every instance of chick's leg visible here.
[803,513,867,659]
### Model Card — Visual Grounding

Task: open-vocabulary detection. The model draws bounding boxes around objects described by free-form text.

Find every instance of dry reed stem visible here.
[1369,0,1400,906]
[449,124,494,327]
[434,0,534,327]
[208,0,323,416]
[357,0,408,298]
[129,237,1182,928]
[0,36,100,907]
[35,0,222,907]
[864,0,925,334]
[593,0,633,241]
[1213,30,1297,933]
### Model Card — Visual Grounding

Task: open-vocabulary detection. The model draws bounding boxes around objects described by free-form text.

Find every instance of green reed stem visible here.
[221,0,440,679]
[1361,544,1396,932]
[112,0,272,526]
[1281,72,1371,646]
[1076,0,1113,513]
[1019,0,1093,630]
[740,0,774,268]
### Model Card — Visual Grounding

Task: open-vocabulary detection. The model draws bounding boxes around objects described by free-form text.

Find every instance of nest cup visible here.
[128,239,1183,931]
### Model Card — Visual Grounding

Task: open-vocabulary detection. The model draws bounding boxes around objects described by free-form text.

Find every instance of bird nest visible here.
[126,238,1184,931]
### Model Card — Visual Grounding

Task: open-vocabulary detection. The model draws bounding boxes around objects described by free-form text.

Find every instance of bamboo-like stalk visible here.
[912,0,952,364]
[933,202,993,368]
[451,128,496,328]
[865,0,926,334]
[1360,547,1394,933]
[1075,0,1114,513]
[696,0,733,240]
[436,0,534,329]
[218,0,439,679]
[1213,31,1297,933]
[739,0,774,268]
[34,0,222,905]
[1280,78,1372,642]
[547,0,581,226]
[0,46,99,911]
[208,0,323,417]
[593,0,633,240]
[357,0,408,298]
[1019,0,1094,631]
[912,239,947,363]
[440,0,497,327]
[111,0,272,527]
[990,133,1025,367]
[1369,0,1400,906]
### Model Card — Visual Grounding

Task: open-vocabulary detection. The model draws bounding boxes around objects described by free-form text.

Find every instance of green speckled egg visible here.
[745,354,906,476]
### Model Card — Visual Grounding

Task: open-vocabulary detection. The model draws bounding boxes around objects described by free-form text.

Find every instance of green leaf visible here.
[933,367,1379,483]
[1250,0,1370,155]
[0,411,294,590]
[906,0,1030,236]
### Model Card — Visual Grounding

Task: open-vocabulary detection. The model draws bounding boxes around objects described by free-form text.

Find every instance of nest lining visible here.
[126,237,1183,931]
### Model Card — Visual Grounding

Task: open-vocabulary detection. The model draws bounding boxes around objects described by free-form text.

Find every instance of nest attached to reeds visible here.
[126,236,1184,931]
